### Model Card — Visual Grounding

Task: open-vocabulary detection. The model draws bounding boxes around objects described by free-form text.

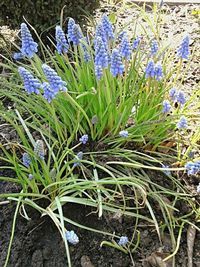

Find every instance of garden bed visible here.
[0,1,200,267]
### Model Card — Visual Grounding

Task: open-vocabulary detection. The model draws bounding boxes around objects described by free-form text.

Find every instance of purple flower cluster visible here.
[42,64,67,93]
[70,24,82,46]
[18,67,41,94]
[94,36,109,79]
[120,33,131,60]
[185,161,200,175]
[102,14,114,40]
[110,49,124,77]
[65,230,79,245]
[79,134,88,144]
[132,36,141,50]
[20,23,38,58]
[145,60,163,80]
[95,23,108,48]
[177,35,190,60]
[55,26,69,54]
[169,88,186,106]
[22,153,31,167]
[176,91,186,105]
[151,40,158,55]
[67,18,75,42]
[169,88,177,100]
[176,116,188,129]
[162,100,171,113]
[95,37,109,68]
[42,82,56,103]
[81,38,91,62]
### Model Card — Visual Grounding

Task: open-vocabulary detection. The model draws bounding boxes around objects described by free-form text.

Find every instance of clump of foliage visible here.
[0,6,200,267]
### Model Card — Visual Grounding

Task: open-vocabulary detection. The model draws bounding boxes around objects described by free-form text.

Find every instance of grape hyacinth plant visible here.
[0,8,199,267]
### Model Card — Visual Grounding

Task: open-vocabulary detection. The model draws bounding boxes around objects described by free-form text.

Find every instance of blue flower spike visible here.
[34,140,45,160]
[169,88,177,100]
[18,67,41,94]
[22,153,31,167]
[132,36,141,50]
[20,23,38,58]
[185,161,200,175]
[67,18,75,42]
[176,116,188,129]
[110,49,124,77]
[154,63,163,81]
[145,60,155,79]
[120,32,131,60]
[177,35,190,60]
[118,236,128,246]
[151,39,158,56]
[119,130,128,138]
[70,24,82,46]
[102,14,114,40]
[55,25,69,54]
[176,91,186,105]
[162,100,171,113]
[95,23,107,48]
[95,37,109,69]
[65,230,79,245]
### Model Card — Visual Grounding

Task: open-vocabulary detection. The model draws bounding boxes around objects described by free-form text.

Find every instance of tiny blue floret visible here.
[65,230,79,245]
[118,236,128,246]
[119,130,128,138]
[13,52,23,60]
[79,134,88,145]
